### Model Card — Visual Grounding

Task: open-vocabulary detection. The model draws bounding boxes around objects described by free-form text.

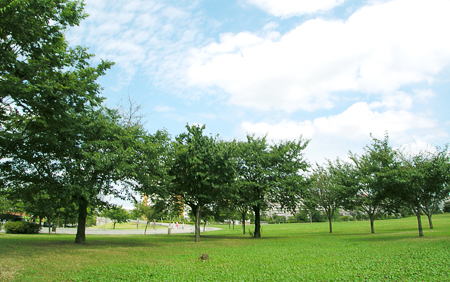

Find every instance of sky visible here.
[67,0,450,206]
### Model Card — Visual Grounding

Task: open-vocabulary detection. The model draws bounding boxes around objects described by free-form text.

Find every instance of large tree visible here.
[169,125,235,242]
[1,0,112,159]
[347,134,398,234]
[234,135,309,238]
[0,1,169,243]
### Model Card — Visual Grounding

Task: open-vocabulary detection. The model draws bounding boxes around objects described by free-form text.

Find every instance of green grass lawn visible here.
[1,214,449,281]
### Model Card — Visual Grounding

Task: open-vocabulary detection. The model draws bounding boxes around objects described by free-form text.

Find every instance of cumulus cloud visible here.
[240,100,442,163]
[241,101,437,141]
[246,0,345,17]
[188,0,450,112]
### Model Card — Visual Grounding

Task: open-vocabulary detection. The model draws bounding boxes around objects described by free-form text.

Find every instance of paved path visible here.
[37,224,221,235]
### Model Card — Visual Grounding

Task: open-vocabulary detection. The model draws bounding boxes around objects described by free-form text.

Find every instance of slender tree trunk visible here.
[75,197,88,244]
[241,211,246,235]
[327,209,333,233]
[113,221,116,229]
[144,220,149,235]
[427,214,433,229]
[413,205,424,237]
[369,213,375,234]
[195,205,201,242]
[253,205,261,238]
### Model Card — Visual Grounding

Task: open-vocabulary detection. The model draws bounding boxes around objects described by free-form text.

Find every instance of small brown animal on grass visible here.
[199,254,209,261]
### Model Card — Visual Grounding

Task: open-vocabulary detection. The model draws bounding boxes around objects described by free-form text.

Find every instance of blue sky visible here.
[67,0,450,176]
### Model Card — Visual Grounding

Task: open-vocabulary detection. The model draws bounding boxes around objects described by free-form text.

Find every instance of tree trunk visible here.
[75,197,88,244]
[113,221,116,229]
[413,206,424,237]
[241,211,246,235]
[195,205,201,242]
[369,213,375,234]
[328,217,332,233]
[327,210,333,233]
[253,205,261,238]
[427,214,433,229]
[144,220,149,235]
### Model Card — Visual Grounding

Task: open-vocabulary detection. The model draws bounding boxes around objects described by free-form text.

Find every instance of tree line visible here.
[1,0,449,243]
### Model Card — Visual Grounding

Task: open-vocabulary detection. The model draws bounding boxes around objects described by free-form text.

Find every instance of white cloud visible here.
[67,0,202,91]
[414,89,435,100]
[241,101,437,142]
[188,0,450,112]
[240,101,441,163]
[241,119,316,140]
[246,0,345,17]
[369,92,413,110]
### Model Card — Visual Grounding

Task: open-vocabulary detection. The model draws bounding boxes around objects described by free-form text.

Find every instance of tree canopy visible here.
[169,124,235,242]
[234,135,309,237]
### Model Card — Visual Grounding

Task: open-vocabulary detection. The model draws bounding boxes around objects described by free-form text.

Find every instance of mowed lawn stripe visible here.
[1,213,449,281]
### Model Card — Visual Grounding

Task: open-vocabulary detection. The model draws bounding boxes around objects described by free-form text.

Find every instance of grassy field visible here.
[90,221,167,230]
[1,214,449,281]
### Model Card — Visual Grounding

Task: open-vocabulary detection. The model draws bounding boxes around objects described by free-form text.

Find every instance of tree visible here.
[1,0,112,160]
[302,163,347,233]
[347,134,398,234]
[169,125,235,242]
[395,147,450,235]
[233,135,309,238]
[133,198,166,234]
[1,106,160,243]
[102,206,130,229]
[0,0,139,244]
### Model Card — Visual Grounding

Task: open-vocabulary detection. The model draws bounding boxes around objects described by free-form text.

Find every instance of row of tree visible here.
[303,135,450,236]
[1,1,449,244]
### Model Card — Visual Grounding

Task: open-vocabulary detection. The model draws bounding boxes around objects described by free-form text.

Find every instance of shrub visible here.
[340,216,352,222]
[4,221,41,234]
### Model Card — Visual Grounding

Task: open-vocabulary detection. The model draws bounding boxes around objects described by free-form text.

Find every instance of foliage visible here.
[0,0,129,244]
[169,124,235,242]
[233,134,309,237]
[133,199,166,234]
[3,221,40,234]
[444,201,450,213]
[293,208,326,223]
[101,206,130,229]
[393,146,450,236]
[302,162,351,233]
[347,134,399,233]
